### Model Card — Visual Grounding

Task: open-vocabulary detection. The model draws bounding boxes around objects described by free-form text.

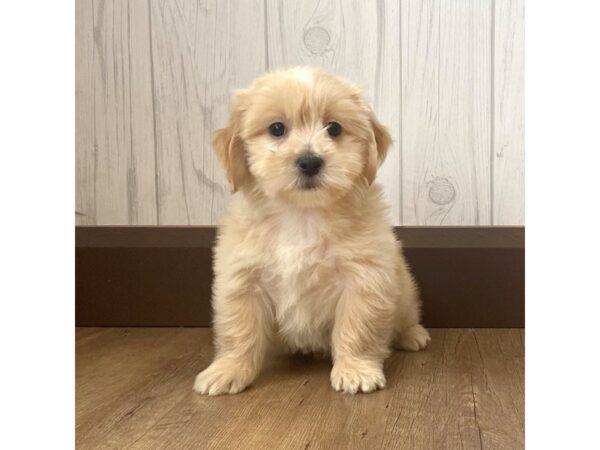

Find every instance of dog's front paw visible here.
[330,358,386,394]
[193,359,255,396]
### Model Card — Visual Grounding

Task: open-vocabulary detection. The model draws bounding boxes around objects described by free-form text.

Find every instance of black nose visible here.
[296,154,323,177]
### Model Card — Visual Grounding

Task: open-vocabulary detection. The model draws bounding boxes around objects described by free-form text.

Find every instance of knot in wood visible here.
[428,177,456,205]
[303,26,330,54]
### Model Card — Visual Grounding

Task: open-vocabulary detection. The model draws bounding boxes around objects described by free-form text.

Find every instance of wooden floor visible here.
[76,328,524,449]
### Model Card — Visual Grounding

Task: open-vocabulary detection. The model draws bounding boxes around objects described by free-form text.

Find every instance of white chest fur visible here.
[265,208,341,353]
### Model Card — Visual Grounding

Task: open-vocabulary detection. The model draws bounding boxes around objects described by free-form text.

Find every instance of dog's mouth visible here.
[296,177,321,190]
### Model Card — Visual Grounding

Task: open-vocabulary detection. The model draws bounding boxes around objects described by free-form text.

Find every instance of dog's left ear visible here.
[364,111,392,185]
[213,91,252,192]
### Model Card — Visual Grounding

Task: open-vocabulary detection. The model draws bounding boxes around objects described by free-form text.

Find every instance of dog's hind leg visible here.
[392,253,431,352]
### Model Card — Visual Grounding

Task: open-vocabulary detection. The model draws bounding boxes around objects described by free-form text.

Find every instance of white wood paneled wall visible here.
[76,0,524,226]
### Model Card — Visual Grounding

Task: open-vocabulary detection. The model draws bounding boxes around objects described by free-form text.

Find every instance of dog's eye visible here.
[268,122,286,137]
[327,121,342,137]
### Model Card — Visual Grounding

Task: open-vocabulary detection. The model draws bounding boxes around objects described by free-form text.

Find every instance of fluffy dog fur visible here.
[194,67,430,396]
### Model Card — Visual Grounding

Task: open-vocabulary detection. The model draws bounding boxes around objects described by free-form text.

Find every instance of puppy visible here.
[194,66,430,395]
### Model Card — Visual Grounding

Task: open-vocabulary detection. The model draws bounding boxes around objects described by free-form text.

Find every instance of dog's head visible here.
[213,67,391,207]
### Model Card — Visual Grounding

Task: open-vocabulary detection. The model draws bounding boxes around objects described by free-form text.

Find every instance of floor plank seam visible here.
[471,330,485,450]
[470,371,484,450]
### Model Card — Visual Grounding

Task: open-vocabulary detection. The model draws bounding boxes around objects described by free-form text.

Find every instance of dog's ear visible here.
[364,110,392,185]
[213,91,252,192]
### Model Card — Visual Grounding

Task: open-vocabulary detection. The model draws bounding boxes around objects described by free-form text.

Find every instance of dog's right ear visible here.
[213,91,252,192]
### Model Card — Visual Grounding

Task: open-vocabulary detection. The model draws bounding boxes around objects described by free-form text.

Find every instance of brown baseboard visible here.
[76,226,524,328]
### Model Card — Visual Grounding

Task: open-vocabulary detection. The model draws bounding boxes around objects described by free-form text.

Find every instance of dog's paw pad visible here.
[330,360,386,394]
[395,324,431,352]
[193,360,253,396]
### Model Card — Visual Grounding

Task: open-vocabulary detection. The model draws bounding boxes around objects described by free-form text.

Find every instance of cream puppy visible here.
[194,67,430,395]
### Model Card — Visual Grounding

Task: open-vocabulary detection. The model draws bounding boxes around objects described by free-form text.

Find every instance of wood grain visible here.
[470,329,525,449]
[438,0,492,225]
[76,328,524,449]
[87,0,158,225]
[76,328,214,448]
[400,0,441,225]
[75,0,95,225]
[75,0,524,226]
[492,0,524,225]
[149,0,266,225]
[402,0,492,225]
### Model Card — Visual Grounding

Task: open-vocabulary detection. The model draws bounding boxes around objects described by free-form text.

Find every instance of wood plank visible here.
[438,0,492,225]
[149,0,266,225]
[400,0,441,225]
[265,0,402,224]
[76,328,213,449]
[89,0,158,225]
[381,329,482,449]
[374,0,402,225]
[492,0,524,225]
[471,329,525,449]
[75,0,95,224]
[402,0,492,225]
